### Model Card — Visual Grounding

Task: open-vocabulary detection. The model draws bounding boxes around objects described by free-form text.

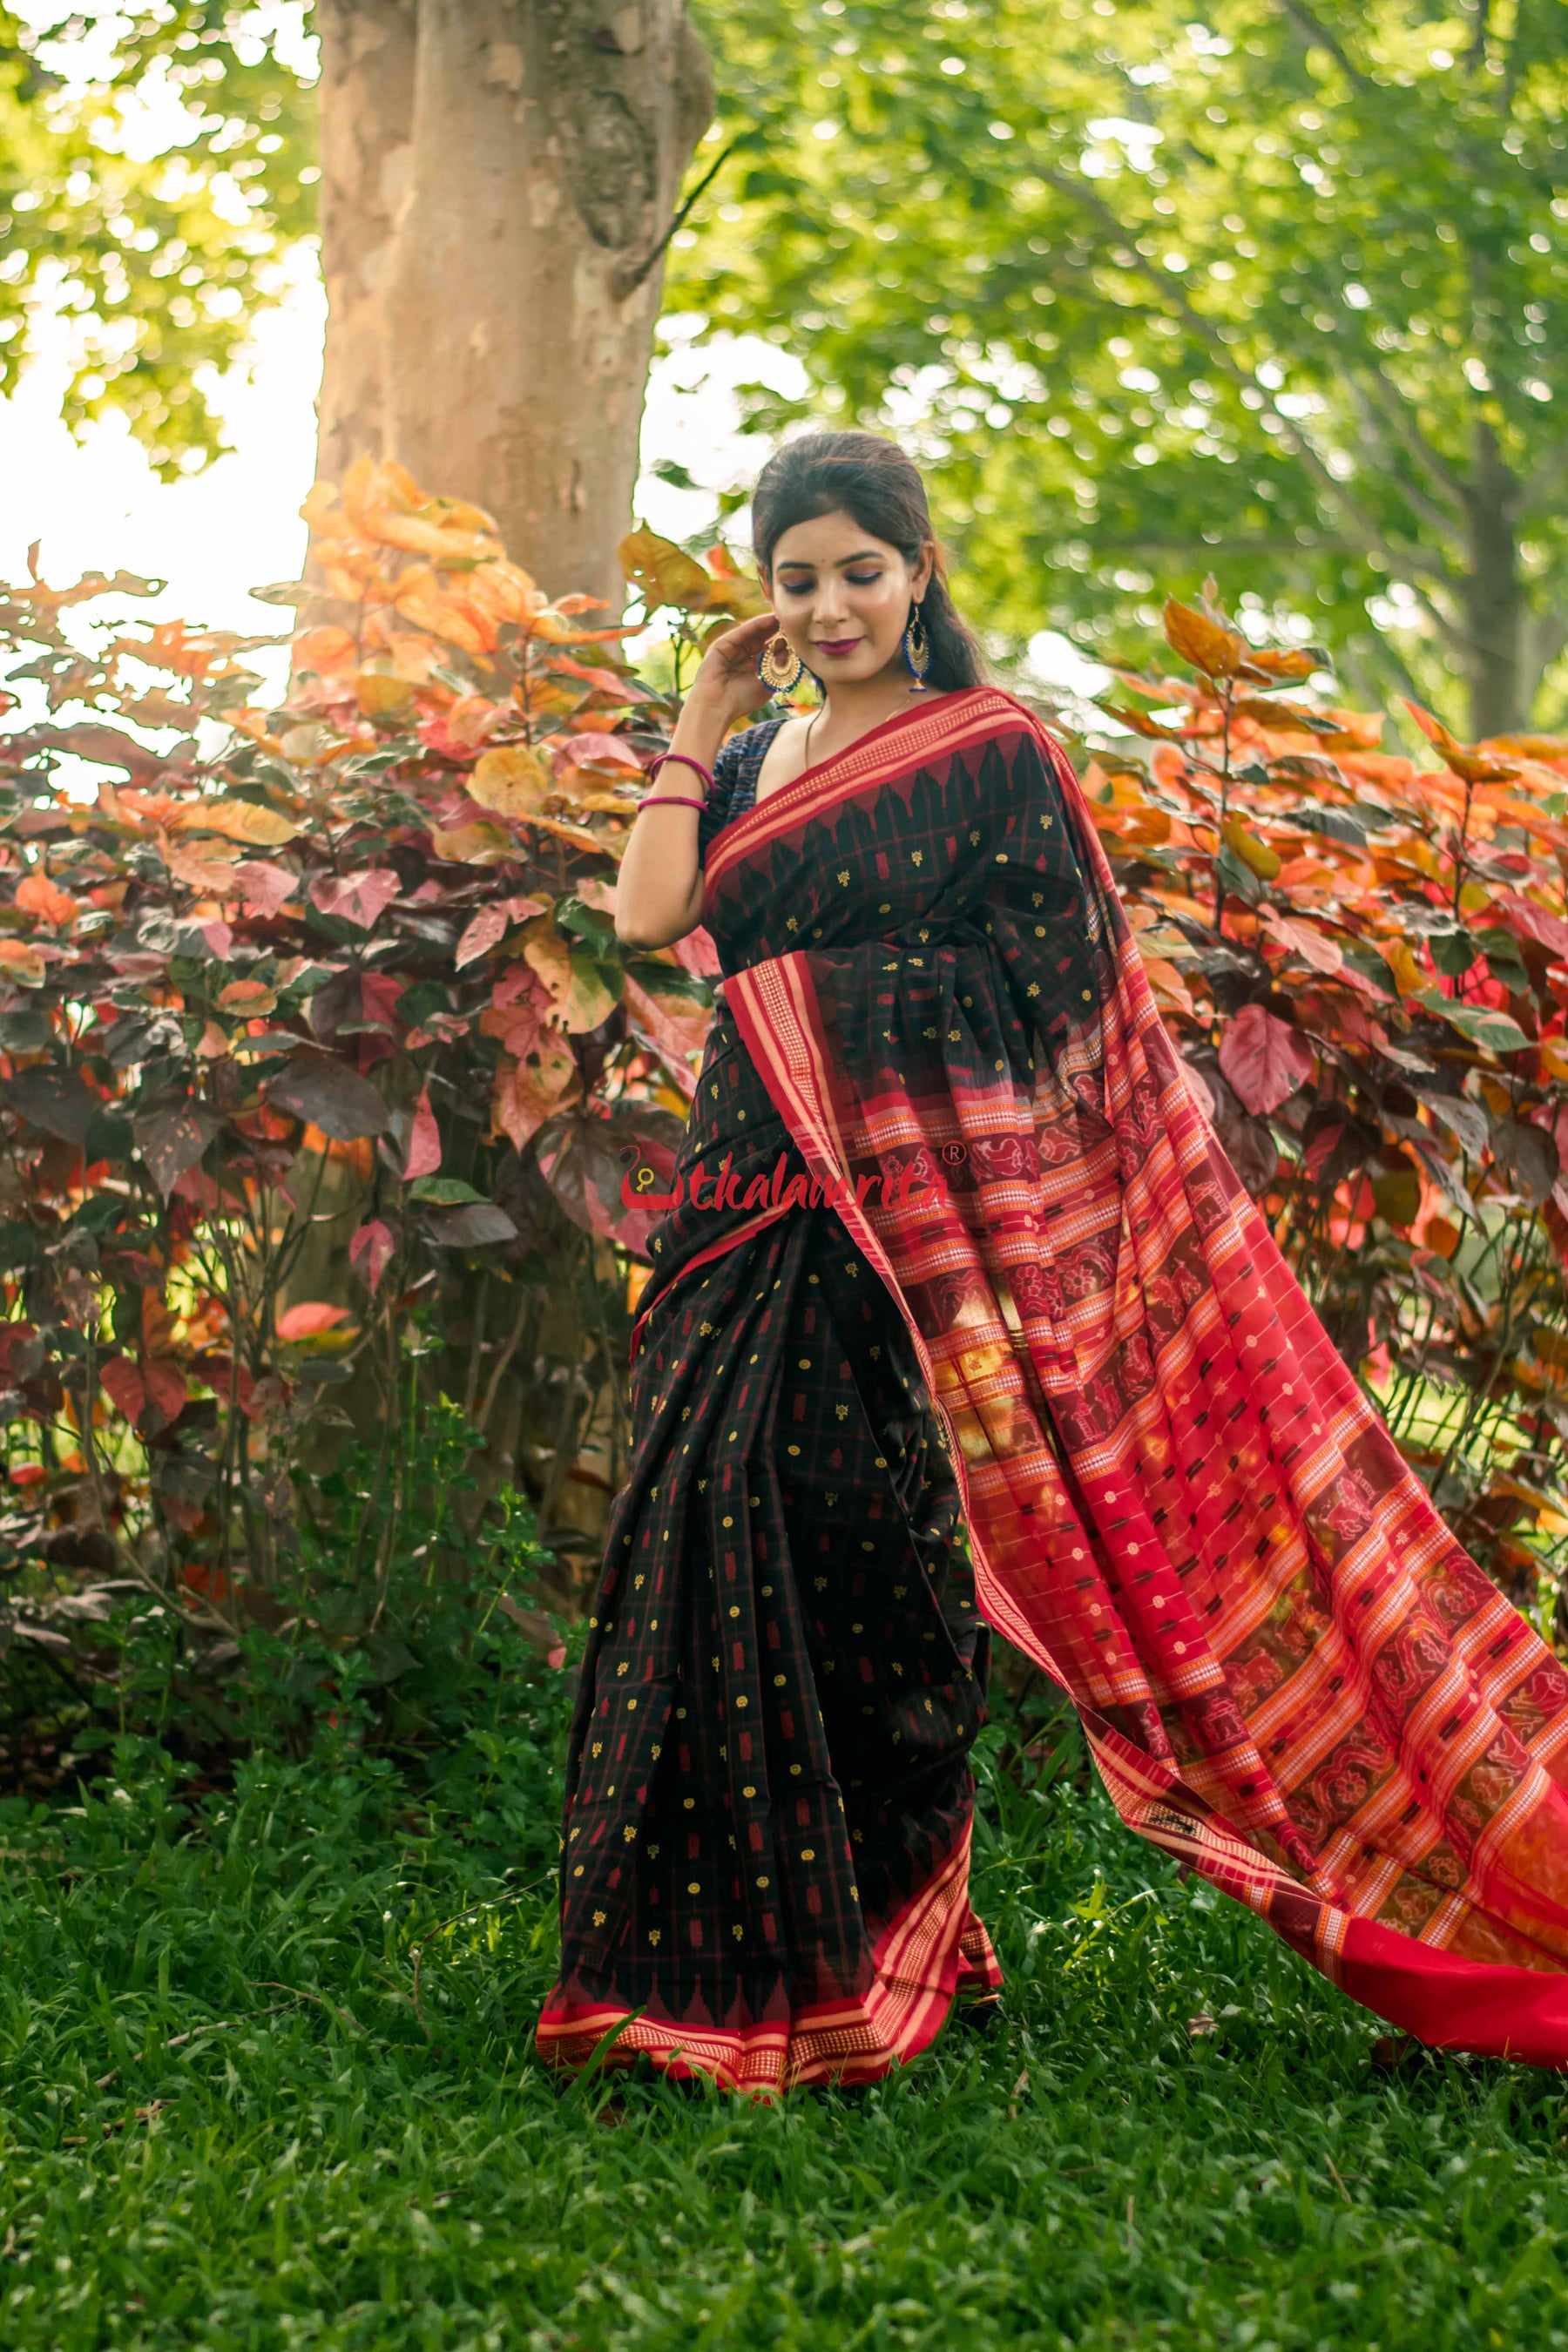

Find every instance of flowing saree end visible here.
[1338,1920,1568,2068]
[700,683,1568,2072]
[536,1831,999,2099]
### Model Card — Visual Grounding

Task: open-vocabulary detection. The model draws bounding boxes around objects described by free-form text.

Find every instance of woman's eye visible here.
[846,571,882,585]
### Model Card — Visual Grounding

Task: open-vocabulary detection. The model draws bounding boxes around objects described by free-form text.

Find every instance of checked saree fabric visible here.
[537,684,1568,2095]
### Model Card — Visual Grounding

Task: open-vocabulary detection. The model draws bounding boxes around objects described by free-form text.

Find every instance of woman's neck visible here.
[808,662,933,752]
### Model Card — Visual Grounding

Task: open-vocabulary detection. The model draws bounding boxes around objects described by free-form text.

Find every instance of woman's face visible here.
[761,509,935,688]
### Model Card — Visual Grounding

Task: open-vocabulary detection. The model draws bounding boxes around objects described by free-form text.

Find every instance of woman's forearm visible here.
[615,692,730,950]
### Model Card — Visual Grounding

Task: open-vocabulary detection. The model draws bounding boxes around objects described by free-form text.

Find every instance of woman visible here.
[537,430,1568,2096]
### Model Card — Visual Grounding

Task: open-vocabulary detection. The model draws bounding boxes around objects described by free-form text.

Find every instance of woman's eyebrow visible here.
[776,549,886,571]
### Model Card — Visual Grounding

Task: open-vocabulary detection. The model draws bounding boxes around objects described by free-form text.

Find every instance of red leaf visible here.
[233,861,298,917]
[546,652,636,697]
[99,1356,145,1424]
[101,1355,186,1432]
[1492,893,1568,960]
[308,868,402,930]
[349,1218,395,1293]
[672,926,721,978]
[403,1086,441,1179]
[455,892,547,970]
[551,731,644,777]
[1218,1004,1315,1117]
[0,1323,41,1383]
[142,1358,189,1427]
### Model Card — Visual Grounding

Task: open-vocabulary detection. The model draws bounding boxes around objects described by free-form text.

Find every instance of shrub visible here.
[1076,584,1568,1628]
[0,462,761,1762]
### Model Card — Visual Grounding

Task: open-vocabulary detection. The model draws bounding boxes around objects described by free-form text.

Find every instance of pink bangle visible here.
[638,794,706,809]
[646,751,714,794]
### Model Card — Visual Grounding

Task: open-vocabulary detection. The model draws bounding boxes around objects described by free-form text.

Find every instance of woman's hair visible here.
[750,429,987,693]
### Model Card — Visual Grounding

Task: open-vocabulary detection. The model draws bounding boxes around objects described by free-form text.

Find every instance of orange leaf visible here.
[276,1301,350,1342]
[1163,598,1246,679]
[14,872,80,929]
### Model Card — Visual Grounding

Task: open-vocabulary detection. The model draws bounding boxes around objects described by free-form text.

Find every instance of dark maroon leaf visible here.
[2,1068,98,1145]
[133,1105,217,1198]
[1493,1119,1558,1206]
[423,1202,518,1248]
[267,1049,390,1141]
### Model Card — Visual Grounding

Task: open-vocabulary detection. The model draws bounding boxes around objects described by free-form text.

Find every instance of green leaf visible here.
[409,1177,489,1206]
[1213,844,1264,909]
[1414,990,1530,1055]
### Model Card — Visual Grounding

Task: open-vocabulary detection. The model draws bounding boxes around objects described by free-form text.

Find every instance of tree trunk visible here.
[1461,417,1525,741]
[314,0,713,609]
[315,0,418,490]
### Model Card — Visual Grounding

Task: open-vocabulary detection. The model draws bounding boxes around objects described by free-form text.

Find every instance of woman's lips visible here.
[814,638,862,656]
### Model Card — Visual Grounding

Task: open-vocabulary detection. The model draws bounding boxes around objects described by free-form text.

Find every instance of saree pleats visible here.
[536,1013,998,2095]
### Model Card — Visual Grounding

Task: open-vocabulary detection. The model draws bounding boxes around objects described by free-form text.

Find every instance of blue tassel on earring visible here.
[902,603,931,689]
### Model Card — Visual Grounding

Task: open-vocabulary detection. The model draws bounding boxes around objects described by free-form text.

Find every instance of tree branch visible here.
[615,139,740,301]
[1037,163,1469,639]
[1267,0,1378,95]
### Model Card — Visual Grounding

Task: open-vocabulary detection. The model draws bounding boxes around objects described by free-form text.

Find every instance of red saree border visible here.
[535,1821,999,2098]
[628,1198,796,1368]
[703,684,1021,906]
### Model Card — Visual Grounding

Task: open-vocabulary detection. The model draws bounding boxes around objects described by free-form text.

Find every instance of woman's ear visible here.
[911,540,937,601]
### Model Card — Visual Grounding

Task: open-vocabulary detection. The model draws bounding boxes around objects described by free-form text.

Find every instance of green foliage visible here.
[0,3,316,470]
[9,1694,1568,2345]
[679,0,1568,733]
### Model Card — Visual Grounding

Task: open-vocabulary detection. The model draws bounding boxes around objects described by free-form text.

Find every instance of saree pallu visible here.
[539,684,1568,2091]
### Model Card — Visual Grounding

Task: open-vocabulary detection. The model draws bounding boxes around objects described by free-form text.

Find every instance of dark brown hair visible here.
[750,429,986,693]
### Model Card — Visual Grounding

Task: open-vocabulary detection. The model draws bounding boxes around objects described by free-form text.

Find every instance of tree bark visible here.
[1460,422,1525,741]
[314,0,418,490]
[314,0,713,610]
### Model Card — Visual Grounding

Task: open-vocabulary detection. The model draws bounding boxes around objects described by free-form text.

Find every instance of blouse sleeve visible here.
[696,733,745,869]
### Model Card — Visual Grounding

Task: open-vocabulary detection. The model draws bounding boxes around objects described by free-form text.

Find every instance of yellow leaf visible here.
[1379,938,1426,998]
[469,744,552,819]
[618,528,714,612]
[561,951,618,1035]
[1221,815,1281,879]
[428,822,516,866]
[353,672,416,719]
[520,914,572,1015]
[176,799,302,847]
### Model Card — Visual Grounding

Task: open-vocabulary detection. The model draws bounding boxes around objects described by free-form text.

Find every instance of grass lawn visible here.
[5,1681,1568,2352]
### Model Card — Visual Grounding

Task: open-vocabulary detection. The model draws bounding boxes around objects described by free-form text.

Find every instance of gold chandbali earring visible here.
[902,600,931,690]
[757,632,807,700]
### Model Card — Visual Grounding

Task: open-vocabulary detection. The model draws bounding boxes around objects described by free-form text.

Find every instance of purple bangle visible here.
[639,794,706,809]
[646,750,714,794]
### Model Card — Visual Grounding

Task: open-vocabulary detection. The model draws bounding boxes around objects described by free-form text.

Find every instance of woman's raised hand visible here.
[687,611,782,727]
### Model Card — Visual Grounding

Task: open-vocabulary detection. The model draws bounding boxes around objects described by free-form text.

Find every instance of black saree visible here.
[535,715,1002,2094]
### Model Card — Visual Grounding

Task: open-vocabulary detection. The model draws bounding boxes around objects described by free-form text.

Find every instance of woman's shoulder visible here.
[715,712,789,777]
